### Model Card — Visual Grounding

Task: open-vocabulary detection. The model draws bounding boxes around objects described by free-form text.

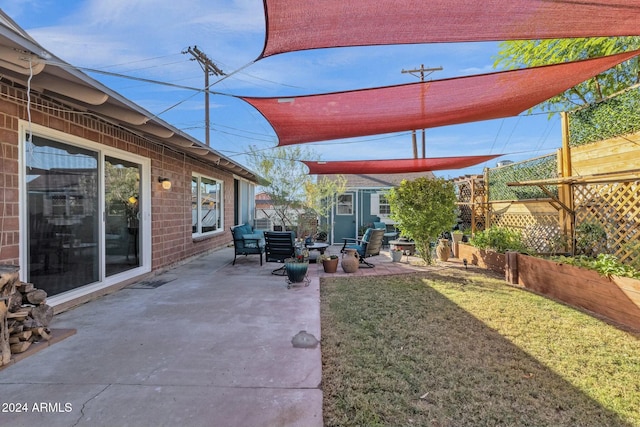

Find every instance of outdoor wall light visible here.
[158,177,172,190]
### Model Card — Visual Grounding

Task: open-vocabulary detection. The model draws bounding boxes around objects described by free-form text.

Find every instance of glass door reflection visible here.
[105,156,141,277]
[26,136,99,296]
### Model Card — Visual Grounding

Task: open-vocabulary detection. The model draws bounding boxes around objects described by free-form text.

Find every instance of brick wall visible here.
[0,83,236,271]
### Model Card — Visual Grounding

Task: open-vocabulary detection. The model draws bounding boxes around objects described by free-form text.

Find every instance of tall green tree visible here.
[494,37,640,113]
[387,177,457,265]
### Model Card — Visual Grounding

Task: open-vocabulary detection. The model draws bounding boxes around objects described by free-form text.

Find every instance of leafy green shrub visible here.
[469,226,528,254]
[388,177,457,265]
[551,254,640,279]
[575,221,607,257]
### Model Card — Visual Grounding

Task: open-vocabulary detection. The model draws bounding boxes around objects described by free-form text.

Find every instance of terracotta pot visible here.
[436,239,450,262]
[341,249,360,273]
[322,257,339,273]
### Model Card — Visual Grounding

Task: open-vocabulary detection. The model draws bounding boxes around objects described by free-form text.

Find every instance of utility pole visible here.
[401,64,442,158]
[183,46,225,147]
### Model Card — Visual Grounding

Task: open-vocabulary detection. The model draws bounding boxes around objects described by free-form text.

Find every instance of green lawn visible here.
[320,267,640,427]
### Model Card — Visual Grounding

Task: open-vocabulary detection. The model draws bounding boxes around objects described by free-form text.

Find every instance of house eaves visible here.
[0,10,258,183]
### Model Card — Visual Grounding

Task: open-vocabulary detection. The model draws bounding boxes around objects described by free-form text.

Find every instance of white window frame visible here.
[336,193,354,215]
[192,173,224,237]
[371,191,395,224]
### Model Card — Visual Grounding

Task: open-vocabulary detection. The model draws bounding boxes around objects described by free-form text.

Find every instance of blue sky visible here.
[4,0,562,178]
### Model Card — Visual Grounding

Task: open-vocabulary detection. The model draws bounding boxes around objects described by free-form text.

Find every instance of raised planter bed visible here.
[456,243,506,275]
[455,244,640,331]
[513,253,640,331]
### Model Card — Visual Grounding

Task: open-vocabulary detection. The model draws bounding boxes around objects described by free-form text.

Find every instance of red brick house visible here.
[0,12,258,311]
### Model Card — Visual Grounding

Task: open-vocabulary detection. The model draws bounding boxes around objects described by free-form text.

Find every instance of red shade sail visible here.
[260,0,640,58]
[242,50,640,146]
[303,155,500,175]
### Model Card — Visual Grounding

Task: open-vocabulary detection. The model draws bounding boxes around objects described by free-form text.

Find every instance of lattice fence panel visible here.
[455,176,486,232]
[573,181,640,267]
[490,212,561,254]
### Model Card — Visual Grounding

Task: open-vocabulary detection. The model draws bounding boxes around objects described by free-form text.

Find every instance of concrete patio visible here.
[0,245,424,427]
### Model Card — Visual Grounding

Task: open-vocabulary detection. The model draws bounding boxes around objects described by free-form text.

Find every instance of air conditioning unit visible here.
[254,218,272,230]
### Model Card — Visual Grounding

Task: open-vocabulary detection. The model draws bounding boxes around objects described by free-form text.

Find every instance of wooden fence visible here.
[455,125,640,266]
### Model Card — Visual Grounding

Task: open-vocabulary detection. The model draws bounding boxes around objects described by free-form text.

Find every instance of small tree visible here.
[247,145,315,230]
[387,177,457,264]
[304,175,347,235]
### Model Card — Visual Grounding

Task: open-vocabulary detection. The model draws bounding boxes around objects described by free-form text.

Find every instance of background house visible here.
[0,11,258,312]
[324,172,435,244]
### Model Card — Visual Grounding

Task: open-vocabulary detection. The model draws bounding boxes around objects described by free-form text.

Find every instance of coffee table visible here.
[305,242,330,254]
[305,242,330,262]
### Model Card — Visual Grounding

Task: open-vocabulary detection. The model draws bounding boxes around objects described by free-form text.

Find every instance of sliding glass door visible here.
[24,131,149,297]
[26,136,100,296]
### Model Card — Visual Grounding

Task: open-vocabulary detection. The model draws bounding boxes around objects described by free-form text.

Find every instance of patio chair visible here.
[230,224,265,266]
[373,221,398,248]
[264,231,296,275]
[341,228,385,268]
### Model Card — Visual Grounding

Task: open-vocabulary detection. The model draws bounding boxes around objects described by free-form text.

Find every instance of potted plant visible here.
[390,248,403,262]
[320,254,339,273]
[284,256,309,287]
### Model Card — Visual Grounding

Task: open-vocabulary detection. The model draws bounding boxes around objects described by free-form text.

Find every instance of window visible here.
[336,193,354,215]
[378,194,391,215]
[371,191,391,217]
[192,174,223,236]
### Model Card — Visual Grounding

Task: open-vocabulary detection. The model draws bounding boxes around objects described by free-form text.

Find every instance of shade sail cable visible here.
[241,50,640,146]
[259,0,640,58]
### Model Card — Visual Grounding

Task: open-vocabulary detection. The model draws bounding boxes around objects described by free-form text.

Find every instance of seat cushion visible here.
[243,233,265,248]
[232,224,253,239]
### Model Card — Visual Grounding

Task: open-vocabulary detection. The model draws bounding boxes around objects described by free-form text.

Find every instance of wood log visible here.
[10,330,32,341]
[0,266,19,289]
[27,327,51,341]
[10,340,31,353]
[0,301,10,366]
[8,292,23,312]
[30,305,54,327]
[7,321,23,334]
[17,282,35,294]
[9,335,20,344]
[25,289,47,305]
[7,308,31,320]
[21,318,38,329]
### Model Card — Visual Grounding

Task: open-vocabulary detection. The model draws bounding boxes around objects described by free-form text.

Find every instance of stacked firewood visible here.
[1,266,54,366]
